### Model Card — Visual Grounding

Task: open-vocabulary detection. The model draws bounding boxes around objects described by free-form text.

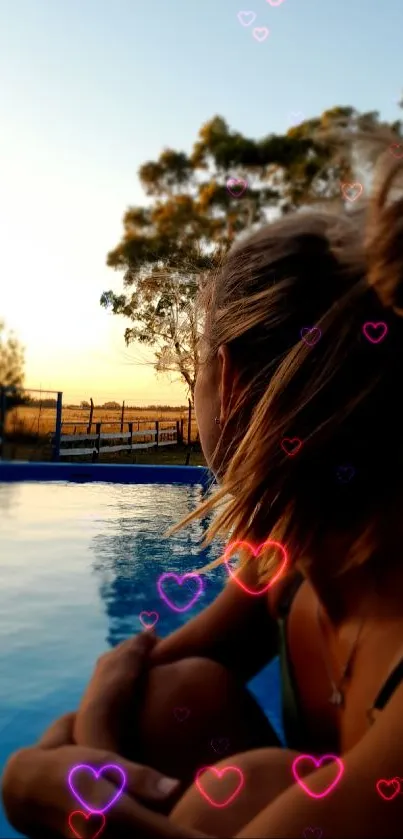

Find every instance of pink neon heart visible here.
[68,811,106,839]
[362,322,388,344]
[173,706,191,722]
[267,0,285,5]
[376,778,401,801]
[224,540,288,595]
[157,572,203,613]
[68,764,126,814]
[303,830,323,839]
[292,754,344,799]
[252,27,270,42]
[195,765,244,808]
[139,610,159,630]
[237,11,257,26]
[301,327,321,346]
[226,178,248,197]
[210,737,230,755]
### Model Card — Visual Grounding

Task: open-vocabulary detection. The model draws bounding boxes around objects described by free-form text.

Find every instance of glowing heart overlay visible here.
[157,572,203,612]
[376,778,401,801]
[139,610,159,629]
[195,765,244,808]
[68,810,106,839]
[303,829,323,839]
[68,764,126,814]
[301,327,321,346]
[362,322,388,344]
[223,540,288,595]
[292,754,344,799]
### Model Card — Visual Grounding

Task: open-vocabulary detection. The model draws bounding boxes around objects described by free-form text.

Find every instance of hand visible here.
[74,631,158,751]
[2,712,206,839]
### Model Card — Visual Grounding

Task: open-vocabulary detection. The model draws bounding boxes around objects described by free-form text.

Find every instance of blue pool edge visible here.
[0,460,213,488]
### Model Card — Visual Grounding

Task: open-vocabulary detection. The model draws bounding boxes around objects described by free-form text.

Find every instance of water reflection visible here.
[90,483,226,647]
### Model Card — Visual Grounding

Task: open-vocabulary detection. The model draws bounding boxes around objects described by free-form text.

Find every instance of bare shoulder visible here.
[236,682,403,838]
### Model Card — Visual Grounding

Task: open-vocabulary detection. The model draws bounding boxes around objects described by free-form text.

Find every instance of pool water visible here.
[0,480,283,837]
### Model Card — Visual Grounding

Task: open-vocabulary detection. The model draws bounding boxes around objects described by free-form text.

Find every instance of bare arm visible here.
[236,683,403,839]
[149,561,280,682]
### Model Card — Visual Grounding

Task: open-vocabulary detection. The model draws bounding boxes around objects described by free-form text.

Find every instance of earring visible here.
[214,417,220,425]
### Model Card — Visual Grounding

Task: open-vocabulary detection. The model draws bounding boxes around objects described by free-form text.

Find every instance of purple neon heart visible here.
[157,572,203,613]
[68,763,126,814]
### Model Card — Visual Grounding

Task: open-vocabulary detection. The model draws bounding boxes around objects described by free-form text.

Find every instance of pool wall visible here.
[0,460,213,488]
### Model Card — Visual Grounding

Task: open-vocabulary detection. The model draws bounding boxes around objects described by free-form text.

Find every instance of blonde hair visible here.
[168,135,403,590]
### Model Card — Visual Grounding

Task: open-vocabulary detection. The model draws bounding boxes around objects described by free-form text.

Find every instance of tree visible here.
[101,107,403,403]
[0,320,25,406]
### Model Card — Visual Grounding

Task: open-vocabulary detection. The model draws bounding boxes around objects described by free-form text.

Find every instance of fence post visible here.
[176,420,180,445]
[180,418,184,444]
[128,421,133,451]
[155,420,159,448]
[87,399,94,435]
[0,386,7,460]
[52,392,63,462]
[120,401,125,432]
[92,422,101,462]
[187,400,192,446]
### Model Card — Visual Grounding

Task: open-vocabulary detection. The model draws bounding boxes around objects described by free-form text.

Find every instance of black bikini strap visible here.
[373,657,403,711]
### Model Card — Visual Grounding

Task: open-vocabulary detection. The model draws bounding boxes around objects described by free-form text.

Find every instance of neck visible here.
[307,533,403,627]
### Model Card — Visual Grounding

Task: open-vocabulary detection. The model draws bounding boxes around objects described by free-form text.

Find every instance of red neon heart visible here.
[376,778,401,801]
[281,437,302,456]
[341,182,363,202]
[224,540,288,595]
[68,810,106,839]
[390,144,403,159]
[195,765,244,808]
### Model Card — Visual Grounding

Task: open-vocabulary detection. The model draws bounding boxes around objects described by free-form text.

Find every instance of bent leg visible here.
[170,746,299,838]
[127,657,281,787]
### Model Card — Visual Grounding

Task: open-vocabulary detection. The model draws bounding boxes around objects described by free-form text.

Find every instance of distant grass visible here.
[2,439,207,467]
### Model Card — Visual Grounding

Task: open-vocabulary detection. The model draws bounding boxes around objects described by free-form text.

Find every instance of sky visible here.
[1,0,402,406]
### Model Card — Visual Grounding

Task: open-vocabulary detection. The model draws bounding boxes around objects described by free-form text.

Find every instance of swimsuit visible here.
[277,574,403,750]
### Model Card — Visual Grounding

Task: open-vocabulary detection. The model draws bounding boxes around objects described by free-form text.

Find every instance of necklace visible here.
[317,604,367,707]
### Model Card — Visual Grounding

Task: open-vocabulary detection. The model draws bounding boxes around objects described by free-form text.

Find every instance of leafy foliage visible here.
[101,106,403,401]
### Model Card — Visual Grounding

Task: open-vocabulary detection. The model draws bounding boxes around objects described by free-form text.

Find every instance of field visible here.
[3,404,204,465]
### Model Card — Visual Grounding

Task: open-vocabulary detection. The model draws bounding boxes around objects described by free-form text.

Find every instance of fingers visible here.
[101,756,180,804]
[37,712,76,749]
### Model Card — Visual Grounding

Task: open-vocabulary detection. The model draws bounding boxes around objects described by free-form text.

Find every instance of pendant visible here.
[329,686,344,707]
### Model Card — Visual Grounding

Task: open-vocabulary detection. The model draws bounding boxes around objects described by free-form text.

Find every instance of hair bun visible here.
[365,150,403,316]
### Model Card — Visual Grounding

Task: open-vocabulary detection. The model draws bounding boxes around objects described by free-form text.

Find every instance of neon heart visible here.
[227,178,248,198]
[195,765,244,808]
[68,811,106,839]
[341,182,363,202]
[301,327,321,346]
[362,322,388,344]
[173,706,191,722]
[223,540,288,595]
[210,737,230,755]
[267,0,285,5]
[292,754,344,799]
[376,778,401,801]
[157,572,203,613]
[336,465,355,483]
[252,27,270,42]
[281,437,302,456]
[139,610,159,630]
[68,764,126,814]
[303,830,323,839]
[237,11,257,26]
[389,144,403,159]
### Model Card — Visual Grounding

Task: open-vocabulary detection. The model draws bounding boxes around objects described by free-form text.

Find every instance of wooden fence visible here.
[56,419,183,461]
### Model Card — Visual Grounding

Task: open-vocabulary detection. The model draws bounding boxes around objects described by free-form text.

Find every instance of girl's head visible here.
[175,143,403,588]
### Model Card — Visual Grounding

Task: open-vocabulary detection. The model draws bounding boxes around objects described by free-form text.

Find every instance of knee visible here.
[143,657,234,712]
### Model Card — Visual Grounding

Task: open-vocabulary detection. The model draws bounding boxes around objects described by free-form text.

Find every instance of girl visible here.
[3,138,403,839]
